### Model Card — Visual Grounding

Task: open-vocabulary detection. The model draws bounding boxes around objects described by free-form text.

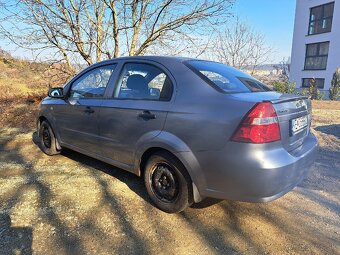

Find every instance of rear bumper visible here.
[193,133,318,202]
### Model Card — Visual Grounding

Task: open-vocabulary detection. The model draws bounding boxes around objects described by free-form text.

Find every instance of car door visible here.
[53,64,116,154]
[98,61,174,169]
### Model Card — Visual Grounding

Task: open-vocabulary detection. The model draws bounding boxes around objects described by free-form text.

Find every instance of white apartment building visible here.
[290,0,340,98]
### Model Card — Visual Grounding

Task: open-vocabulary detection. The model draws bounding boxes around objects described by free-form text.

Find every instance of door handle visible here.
[138,110,156,120]
[84,106,95,114]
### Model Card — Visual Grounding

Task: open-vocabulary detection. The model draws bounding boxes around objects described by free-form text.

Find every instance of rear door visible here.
[98,61,174,169]
[53,64,116,154]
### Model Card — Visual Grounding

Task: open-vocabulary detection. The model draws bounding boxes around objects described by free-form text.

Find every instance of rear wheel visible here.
[38,120,60,156]
[144,151,193,213]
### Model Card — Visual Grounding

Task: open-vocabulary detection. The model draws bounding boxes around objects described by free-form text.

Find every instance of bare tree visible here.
[273,58,291,82]
[214,17,273,74]
[0,0,234,72]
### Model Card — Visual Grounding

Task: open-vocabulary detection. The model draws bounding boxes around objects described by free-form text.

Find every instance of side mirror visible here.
[150,88,160,98]
[48,87,64,98]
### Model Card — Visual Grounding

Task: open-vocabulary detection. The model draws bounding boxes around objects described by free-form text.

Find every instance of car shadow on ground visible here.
[315,124,340,139]
[13,131,150,254]
[32,131,224,210]
[0,213,33,255]
[32,131,152,205]
[63,148,152,202]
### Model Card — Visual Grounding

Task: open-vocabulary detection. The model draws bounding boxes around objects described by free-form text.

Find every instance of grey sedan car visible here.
[37,56,318,213]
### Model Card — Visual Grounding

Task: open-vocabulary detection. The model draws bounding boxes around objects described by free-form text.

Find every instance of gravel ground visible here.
[0,108,339,255]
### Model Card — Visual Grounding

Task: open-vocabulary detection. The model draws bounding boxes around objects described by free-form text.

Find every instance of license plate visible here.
[291,115,308,134]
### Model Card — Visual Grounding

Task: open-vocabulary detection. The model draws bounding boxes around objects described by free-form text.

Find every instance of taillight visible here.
[231,102,281,144]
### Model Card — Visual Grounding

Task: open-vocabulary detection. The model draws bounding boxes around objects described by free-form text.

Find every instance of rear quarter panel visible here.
[161,63,257,192]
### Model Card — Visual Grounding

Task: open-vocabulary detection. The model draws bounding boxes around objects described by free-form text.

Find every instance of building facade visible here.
[290,0,339,98]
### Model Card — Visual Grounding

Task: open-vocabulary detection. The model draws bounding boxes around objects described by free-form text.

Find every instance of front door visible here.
[98,62,174,168]
[53,64,116,154]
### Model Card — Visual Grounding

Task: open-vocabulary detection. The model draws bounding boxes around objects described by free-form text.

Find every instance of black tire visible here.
[38,120,60,156]
[144,151,193,213]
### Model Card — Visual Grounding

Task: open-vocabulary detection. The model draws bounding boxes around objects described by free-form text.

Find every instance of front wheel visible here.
[38,120,60,156]
[144,152,193,213]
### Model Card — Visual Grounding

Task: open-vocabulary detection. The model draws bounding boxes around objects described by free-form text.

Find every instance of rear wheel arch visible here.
[139,147,166,176]
[134,132,206,202]
[139,148,189,178]
[139,147,205,204]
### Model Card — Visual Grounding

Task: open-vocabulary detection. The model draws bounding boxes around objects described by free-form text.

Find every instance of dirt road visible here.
[0,108,339,255]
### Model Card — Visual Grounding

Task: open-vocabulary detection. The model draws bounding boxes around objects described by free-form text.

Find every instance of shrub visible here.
[2,57,15,67]
[329,68,340,100]
[301,88,324,100]
[0,48,11,58]
[300,78,324,100]
[272,81,296,94]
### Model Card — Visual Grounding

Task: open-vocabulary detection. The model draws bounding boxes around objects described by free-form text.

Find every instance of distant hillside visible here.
[0,50,74,128]
[0,50,71,102]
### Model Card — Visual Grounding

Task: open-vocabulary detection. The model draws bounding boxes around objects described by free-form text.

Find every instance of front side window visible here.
[186,60,270,93]
[308,2,334,35]
[114,63,173,100]
[70,65,116,98]
[302,78,325,89]
[304,42,329,70]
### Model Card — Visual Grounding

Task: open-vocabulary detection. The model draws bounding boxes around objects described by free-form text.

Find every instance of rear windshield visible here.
[185,60,271,93]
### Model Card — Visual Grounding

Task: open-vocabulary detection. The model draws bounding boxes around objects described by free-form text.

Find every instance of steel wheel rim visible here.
[42,125,51,148]
[150,163,179,203]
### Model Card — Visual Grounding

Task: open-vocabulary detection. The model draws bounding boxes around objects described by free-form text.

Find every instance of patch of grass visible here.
[0,56,72,103]
[312,100,340,110]
[0,54,75,128]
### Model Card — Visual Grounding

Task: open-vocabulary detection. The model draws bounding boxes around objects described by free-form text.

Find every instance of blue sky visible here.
[0,0,296,63]
[232,0,296,63]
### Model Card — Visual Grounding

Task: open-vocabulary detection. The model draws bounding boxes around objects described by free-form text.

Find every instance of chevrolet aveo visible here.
[37,56,318,213]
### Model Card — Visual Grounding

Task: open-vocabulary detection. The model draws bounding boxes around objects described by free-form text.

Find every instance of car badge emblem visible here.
[295,100,306,109]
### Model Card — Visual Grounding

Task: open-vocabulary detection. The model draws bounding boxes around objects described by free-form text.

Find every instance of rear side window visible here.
[114,63,173,101]
[185,60,270,93]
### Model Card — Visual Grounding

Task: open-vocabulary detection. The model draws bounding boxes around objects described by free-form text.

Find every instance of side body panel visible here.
[51,98,102,154]
[99,100,169,168]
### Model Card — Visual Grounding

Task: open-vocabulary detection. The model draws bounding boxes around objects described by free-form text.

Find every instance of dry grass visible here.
[0,56,72,103]
[0,56,74,129]
[312,100,340,110]
[0,58,47,101]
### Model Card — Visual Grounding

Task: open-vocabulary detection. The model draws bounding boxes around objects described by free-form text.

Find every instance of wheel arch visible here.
[37,115,47,130]
[37,115,61,150]
[134,132,205,202]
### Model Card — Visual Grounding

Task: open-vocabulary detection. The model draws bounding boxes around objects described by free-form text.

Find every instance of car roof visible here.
[97,55,193,64]
[93,56,253,79]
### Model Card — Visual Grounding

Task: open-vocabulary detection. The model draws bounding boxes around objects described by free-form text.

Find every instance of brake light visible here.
[231,102,281,143]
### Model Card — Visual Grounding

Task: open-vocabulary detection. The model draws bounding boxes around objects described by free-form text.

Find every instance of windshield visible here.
[185,60,271,93]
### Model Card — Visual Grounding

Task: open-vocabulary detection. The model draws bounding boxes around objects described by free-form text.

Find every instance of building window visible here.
[304,42,329,70]
[302,78,325,89]
[308,2,334,35]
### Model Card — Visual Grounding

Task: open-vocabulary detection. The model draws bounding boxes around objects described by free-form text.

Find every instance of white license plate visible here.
[291,115,308,134]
